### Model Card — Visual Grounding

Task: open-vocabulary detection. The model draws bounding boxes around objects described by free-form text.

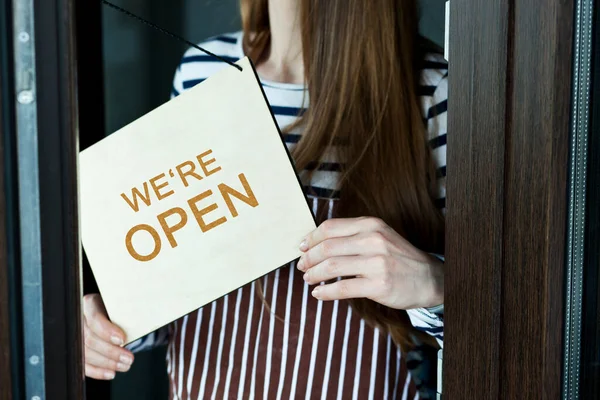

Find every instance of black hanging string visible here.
[101,0,243,72]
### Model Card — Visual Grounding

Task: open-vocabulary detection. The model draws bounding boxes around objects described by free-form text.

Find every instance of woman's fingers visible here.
[83,294,126,346]
[83,293,134,380]
[85,346,131,373]
[311,277,374,301]
[301,217,387,251]
[84,326,134,366]
[298,231,390,271]
[85,363,117,381]
[303,256,374,285]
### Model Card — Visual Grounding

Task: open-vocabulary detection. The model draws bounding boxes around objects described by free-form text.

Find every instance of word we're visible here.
[120,150,259,262]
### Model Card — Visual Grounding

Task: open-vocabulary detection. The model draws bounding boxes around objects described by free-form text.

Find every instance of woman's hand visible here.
[298,217,443,310]
[83,294,134,380]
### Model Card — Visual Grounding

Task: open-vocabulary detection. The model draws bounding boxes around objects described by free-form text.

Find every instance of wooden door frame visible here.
[0,87,14,400]
[35,0,85,397]
[0,1,18,397]
[444,0,575,398]
[1,0,84,398]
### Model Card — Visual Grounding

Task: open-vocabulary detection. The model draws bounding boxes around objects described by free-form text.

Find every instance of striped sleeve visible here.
[406,254,445,348]
[169,32,243,101]
[427,73,448,213]
[125,326,169,353]
[407,70,448,348]
[407,307,444,347]
[171,64,184,99]
[169,47,211,100]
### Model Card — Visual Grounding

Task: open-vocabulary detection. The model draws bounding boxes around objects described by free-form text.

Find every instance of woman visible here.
[83,0,447,398]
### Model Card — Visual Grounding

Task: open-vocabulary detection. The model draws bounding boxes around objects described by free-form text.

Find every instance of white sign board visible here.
[80,57,316,343]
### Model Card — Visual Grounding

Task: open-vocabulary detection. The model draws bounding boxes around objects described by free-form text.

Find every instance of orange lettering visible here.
[157,207,188,248]
[176,160,203,187]
[125,224,161,262]
[121,182,152,212]
[196,150,222,177]
[218,173,259,217]
[149,173,174,201]
[187,190,227,232]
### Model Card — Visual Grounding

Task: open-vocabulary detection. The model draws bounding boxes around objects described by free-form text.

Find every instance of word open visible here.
[120,150,259,262]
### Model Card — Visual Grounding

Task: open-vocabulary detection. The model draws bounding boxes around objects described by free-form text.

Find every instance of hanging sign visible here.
[79,57,316,343]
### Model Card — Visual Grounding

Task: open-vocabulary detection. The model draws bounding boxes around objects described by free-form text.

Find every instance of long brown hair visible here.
[241,0,444,351]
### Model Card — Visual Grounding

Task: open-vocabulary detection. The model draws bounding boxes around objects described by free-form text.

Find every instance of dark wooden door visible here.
[444,0,575,398]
